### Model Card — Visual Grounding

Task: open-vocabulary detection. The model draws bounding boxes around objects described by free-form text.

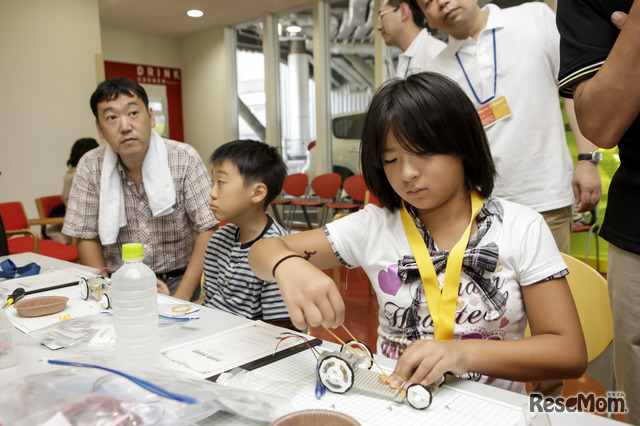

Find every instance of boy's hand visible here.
[274,257,345,330]
[389,340,469,388]
[156,279,170,296]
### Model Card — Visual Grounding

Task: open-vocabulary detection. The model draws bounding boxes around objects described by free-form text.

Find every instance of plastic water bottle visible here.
[111,243,160,369]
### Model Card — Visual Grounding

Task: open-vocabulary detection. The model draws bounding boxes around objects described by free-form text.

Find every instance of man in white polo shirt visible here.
[411,0,601,256]
[377,0,446,79]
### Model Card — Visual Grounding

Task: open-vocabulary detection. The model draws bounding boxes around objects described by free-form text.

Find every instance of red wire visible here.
[275,334,319,360]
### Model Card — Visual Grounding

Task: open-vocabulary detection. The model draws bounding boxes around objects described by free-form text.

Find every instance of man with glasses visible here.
[377,0,445,79]
[410,0,602,255]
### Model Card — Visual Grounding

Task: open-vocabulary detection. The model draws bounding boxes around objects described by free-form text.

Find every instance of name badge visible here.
[477,96,512,128]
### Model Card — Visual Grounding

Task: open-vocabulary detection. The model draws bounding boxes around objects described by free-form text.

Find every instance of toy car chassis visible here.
[79,276,112,309]
[317,340,438,410]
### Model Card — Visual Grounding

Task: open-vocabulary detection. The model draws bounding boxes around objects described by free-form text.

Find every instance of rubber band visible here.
[271,254,304,277]
[378,374,390,385]
[323,324,403,392]
[171,304,191,313]
[271,250,318,278]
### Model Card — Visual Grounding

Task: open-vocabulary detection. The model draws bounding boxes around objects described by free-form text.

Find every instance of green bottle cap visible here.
[122,243,144,260]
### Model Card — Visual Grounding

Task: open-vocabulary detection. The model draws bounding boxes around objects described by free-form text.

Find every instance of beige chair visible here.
[526,253,614,399]
[571,206,601,272]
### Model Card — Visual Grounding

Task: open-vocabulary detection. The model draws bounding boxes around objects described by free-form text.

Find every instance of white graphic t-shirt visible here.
[324,198,567,393]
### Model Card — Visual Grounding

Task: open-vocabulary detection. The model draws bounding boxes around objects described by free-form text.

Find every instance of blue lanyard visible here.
[404,57,412,79]
[455,29,497,105]
[0,259,40,279]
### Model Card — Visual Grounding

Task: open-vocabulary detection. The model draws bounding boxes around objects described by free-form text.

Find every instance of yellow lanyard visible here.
[399,192,484,341]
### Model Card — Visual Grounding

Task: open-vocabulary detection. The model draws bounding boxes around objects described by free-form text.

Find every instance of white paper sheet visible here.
[160,321,318,379]
[5,285,106,334]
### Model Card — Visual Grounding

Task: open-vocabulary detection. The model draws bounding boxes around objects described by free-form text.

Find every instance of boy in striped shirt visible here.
[201,140,291,327]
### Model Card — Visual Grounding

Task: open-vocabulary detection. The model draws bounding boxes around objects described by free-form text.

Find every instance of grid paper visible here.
[199,349,525,425]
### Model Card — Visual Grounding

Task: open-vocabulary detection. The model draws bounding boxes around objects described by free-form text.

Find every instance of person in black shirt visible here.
[557,1,639,423]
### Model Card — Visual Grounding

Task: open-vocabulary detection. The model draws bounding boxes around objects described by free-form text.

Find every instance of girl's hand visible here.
[274,256,345,330]
[389,340,470,388]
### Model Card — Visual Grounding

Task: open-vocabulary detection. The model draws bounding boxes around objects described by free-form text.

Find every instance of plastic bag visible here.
[29,312,198,350]
[0,360,287,425]
[28,312,113,350]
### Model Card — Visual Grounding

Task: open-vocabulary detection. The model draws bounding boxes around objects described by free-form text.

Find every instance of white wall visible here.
[101,27,181,68]
[101,25,237,163]
[0,0,102,218]
[179,26,238,160]
[0,3,239,219]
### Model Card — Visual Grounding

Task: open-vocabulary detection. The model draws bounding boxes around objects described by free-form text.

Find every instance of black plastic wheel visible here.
[79,277,90,300]
[340,339,374,369]
[318,355,354,394]
[100,293,111,310]
[406,383,432,410]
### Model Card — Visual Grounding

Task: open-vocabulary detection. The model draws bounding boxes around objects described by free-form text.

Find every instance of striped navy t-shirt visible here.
[202,216,289,322]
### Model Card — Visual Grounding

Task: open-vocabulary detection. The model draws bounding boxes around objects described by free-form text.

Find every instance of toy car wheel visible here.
[99,293,111,309]
[341,339,373,369]
[318,355,354,394]
[406,383,432,410]
[79,277,89,300]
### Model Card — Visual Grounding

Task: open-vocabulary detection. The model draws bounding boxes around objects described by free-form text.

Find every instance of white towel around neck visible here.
[98,129,176,244]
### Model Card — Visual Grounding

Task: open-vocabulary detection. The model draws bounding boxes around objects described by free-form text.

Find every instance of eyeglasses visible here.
[378,6,399,19]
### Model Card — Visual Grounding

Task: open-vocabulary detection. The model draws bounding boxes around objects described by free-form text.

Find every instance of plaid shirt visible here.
[63,140,216,273]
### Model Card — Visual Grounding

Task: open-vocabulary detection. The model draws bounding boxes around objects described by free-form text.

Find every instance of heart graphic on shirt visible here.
[378,264,402,296]
[500,317,510,328]
[469,298,480,307]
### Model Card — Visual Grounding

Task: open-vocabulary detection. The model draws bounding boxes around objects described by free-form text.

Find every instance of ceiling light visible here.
[286,21,302,33]
[187,10,204,18]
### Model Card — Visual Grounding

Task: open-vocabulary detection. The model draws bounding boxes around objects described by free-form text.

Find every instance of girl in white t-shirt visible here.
[248,72,586,391]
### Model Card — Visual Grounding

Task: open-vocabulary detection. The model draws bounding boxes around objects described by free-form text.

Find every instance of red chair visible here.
[0,214,9,256]
[291,173,342,228]
[35,195,64,221]
[364,190,382,207]
[0,201,78,262]
[35,195,69,242]
[325,174,368,217]
[270,173,309,229]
